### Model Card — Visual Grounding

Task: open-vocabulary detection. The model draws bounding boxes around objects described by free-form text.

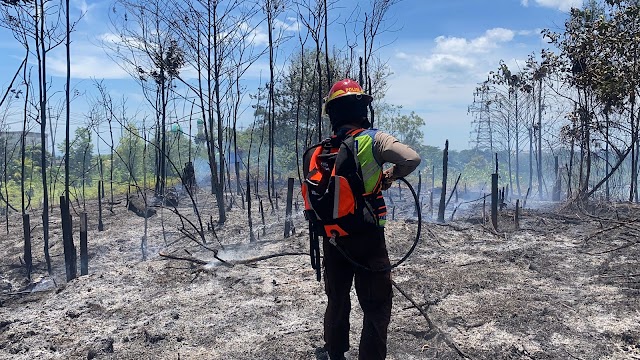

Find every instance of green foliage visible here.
[113,123,146,182]
[377,109,426,151]
[376,106,430,170]
[0,141,49,184]
[166,130,194,177]
[59,127,94,187]
[273,48,345,148]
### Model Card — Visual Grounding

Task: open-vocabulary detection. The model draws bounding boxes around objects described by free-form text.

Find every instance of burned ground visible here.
[0,188,639,359]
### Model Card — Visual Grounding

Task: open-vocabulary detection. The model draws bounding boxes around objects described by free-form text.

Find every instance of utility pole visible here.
[469,83,493,152]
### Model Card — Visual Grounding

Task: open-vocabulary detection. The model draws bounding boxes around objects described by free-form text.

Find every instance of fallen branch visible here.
[392,279,434,330]
[480,224,501,237]
[563,348,586,360]
[391,280,471,359]
[436,222,470,232]
[159,252,208,265]
[159,251,307,268]
[585,240,640,255]
[223,252,307,265]
[598,273,640,278]
[459,260,486,267]
[583,223,625,243]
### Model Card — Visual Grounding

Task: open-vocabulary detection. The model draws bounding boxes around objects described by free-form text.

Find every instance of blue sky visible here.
[0,0,581,151]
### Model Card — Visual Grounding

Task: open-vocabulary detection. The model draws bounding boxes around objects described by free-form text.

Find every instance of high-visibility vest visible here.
[353,129,387,226]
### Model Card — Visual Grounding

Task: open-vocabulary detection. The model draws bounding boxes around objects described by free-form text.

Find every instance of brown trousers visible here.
[322,227,392,360]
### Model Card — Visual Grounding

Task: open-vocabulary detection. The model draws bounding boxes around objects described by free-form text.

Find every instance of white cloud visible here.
[238,17,299,47]
[383,70,477,150]
[239,22,270,46]
[72,0,99,23]
[434,28,515,54]
[45,34,130,79]
[98,33,121,44]
[385,27,541,149]
[522,0,582,11]
[398,52,473,74]
[48,53,129,79]
[394,27,520,84]
[274,17,300,33]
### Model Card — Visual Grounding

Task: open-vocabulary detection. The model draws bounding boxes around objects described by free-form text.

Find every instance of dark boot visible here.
[329,353,346,360]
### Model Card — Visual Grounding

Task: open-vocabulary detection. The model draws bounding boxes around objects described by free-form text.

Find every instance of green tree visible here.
[113,123,146,182]
[543,0,640,200]
[274,49,346,148]
[59,127,93,187]
[377,108,426,153]
[166,126,193,178]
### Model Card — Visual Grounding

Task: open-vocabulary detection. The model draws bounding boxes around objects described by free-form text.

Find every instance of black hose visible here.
[329,177,422,272]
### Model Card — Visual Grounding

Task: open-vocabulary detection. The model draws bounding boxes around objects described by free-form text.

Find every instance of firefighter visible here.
[318,79,421,360]
[183,161,195,191]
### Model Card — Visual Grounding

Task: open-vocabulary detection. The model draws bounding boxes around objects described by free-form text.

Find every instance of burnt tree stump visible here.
[284,178,294,238]
[437,140,449,223]
[128,196,156,218]
[80,212,88,276]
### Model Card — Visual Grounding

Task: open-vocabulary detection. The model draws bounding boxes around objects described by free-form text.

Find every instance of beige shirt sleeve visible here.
[373,131,421,178]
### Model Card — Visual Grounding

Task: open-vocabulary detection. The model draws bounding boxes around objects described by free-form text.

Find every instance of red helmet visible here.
[324,79,372,111]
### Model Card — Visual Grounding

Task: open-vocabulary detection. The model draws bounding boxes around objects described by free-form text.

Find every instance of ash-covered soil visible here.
[0,187,639,360]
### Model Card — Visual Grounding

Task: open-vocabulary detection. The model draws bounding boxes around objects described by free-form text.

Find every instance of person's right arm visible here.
[374,132,421,180]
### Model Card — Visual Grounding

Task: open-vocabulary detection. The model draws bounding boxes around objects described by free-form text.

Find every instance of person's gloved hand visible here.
[381,168,395,191]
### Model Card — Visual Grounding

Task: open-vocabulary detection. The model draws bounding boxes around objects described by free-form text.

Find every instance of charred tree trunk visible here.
[98,180,104,231]
[414,171,422,217]
[266,0,277,203]
[515,91,521,196]
[323,0,331,88]
[514,199,520,230]
[284,178,294,238]
[605,112,610,201]
[553,156,561,201]
[80,212,88,275]
[529,127,533,196]
[437,140,449,223]
[491,173,498,231]
[315,20,323,142]
[537,77,543,200]
[295,40,306,184]
[3,136,9,234]
[23,214,32,281]
[35,0,52,274]
[61,195,76,282]
[568,108,576,198]
[212,2,226,223]
[20,67,31,280]
[630,95,637,202]
[247,171,256,243]
[108,117,115,212]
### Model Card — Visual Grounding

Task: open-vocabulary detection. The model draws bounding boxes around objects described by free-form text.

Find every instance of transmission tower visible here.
[468,83,494,152]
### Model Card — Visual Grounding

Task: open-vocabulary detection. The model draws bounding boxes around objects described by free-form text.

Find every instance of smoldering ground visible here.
[0,187,639,359]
